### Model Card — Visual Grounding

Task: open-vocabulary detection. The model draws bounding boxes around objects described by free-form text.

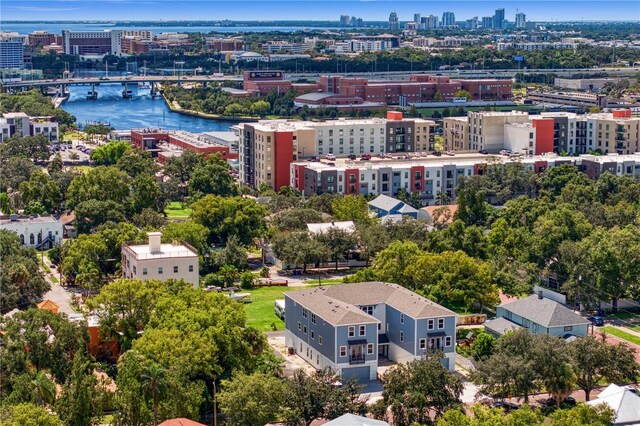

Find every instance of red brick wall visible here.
[274,131,294,191]
[532,118,555,155]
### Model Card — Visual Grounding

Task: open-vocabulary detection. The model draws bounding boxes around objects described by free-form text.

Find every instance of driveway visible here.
[40,258,76,316]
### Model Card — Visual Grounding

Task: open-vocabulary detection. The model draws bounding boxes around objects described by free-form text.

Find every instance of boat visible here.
[122,89,133,99]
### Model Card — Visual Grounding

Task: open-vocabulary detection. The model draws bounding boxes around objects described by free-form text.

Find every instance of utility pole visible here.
[211,381,217,426]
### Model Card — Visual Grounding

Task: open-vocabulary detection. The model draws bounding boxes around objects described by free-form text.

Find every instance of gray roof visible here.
[484,317,523,336]
[324,413,390,426]
[285,287,378,326]
[368,194,404,212]
[296,92,338,101]
[285,282,455,326]
[499,294,590,328]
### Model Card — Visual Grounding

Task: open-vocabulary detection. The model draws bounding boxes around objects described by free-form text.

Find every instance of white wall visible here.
[0,217,63,248]
[122,251,199,286]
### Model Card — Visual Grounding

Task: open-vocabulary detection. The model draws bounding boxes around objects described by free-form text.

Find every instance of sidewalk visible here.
[40,256,76,316]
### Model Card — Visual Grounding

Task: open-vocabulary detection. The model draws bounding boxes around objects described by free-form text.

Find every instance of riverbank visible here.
[161,90,260,123]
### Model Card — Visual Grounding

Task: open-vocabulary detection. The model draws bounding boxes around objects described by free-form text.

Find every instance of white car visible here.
[325,154,336,161]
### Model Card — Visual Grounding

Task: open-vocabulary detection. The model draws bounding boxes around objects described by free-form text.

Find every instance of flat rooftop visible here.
[124,242,198,260]
[0,214,59,225]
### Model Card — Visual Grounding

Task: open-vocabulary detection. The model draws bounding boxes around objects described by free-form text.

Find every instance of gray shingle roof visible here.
[285,283,455,326]
[324,413,390,426]
[484,317,523,336]
[500,294,590,328]
[368,194,404,212]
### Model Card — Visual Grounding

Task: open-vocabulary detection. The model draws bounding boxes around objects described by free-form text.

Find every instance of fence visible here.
[455,354,477,372]
[458,314,487,326]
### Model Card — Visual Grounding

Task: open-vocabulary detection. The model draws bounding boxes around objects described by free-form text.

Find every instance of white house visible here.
[0,214,63,249]
[587,384,640,425]
[121,232,199,287]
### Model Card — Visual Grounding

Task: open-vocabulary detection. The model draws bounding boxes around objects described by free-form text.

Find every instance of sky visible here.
[2,0,639,22]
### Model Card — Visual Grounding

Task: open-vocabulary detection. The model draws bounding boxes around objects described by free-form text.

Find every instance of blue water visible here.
[2,22,340,34]
[63,84,235,132]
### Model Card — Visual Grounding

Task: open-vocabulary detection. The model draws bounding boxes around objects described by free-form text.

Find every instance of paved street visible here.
[40,256,76,316]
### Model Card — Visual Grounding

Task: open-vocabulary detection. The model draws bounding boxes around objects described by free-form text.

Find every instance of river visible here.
[62,84,235,132]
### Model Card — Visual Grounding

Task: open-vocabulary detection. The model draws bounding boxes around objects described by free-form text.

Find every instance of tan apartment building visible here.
[586,110,640,155]
[468,111,530,152]
[443,116,469,151]
[121,232,199,287]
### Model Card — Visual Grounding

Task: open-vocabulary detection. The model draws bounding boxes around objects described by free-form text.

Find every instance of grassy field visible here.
[72,165,93,174]
[602,326,640,346]
[244,283,341,332]
[165,201,192,219]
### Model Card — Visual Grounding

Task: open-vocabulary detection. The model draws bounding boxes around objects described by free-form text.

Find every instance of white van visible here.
[274,299,285,320]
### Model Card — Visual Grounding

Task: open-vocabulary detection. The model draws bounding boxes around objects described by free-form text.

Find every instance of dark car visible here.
[347,154,357,160]
[479,149,489,154]
[433,151,442,157]
[545,397,576,407]
[588,316,604,326]
[492,401,519,411]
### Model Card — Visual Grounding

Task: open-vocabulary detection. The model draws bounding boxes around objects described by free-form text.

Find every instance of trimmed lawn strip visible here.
[165,201,192,218]
[602,326,640,346]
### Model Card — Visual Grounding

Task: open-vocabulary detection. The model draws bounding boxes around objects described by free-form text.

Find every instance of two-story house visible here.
[284,282,457,382]
[486,292,590,338]
[367,194,419,220]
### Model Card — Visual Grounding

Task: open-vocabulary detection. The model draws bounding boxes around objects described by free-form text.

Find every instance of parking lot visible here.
[50,141,92,162]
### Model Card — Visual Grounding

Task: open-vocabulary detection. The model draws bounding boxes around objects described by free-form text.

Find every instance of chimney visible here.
[147,232,162,254]
[537,290,543,300]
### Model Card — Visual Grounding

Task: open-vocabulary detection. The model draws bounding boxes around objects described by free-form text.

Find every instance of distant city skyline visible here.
[1,1,639,23]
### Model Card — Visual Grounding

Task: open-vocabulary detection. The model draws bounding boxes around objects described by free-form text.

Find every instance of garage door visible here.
[342,366,370,383]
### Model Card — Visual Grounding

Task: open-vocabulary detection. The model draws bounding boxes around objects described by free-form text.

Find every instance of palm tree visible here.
[141,362,168,426]
[435,191,451,206]
[31,371,56,407]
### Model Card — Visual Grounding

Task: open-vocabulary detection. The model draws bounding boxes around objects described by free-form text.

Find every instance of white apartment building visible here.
[121,232,199,287]
[497,42,578,51]
[0,113,59,143]
[0,214,63,249]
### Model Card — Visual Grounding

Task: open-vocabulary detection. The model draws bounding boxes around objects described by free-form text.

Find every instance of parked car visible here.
[545,397,576,407]
[433,151,442,157]
[445,150,456,156]
[325,154,336,161]
[479,149,489,154]
[274,299,285,320]
[500,149,511,155]
[360,154,371,160]
[587,316,604,326]
[492,401,520,412]
[347,154,357,160]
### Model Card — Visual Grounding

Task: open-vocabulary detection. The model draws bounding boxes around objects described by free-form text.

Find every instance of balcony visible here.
[349,354,365,365]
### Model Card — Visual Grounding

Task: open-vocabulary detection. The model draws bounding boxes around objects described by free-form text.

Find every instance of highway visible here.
[3,67,639,89]
[1,74,243,89]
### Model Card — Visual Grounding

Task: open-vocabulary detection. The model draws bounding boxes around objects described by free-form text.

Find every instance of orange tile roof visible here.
[158,419,206,426]
[37,300,60,310]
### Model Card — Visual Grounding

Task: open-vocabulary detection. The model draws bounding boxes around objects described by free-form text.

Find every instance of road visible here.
[2,74,242,89]
[40,256,76,316]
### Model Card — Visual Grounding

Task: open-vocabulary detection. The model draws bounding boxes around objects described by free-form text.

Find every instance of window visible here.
[348,326,355,337]
[445,336,452,347]
[564,326,573,332]
[142,268,148,276]
[133,266,137,274]
[367,343,374,354]
[173,265,179,273]
[400,313,406,324]
[359,325,366,336]
[297,322,301,331]
[340,346,347,357]
[303,325,307,334]
[361,305,374,315]
[419,338,426,350]
[311,314,316,324]
[319,336,323,345]
[311,331,315,340]
[427,319,435,330]
[302,308,308,318]
[158,267,163,275]
[317,355,320,365]
[400,331,404,342]
[438,318,445,329]
[189,265,194,272]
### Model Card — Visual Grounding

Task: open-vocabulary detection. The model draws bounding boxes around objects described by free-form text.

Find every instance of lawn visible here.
[165,201,192,219]
[602,326,640,346]
[243,283,336,332]
[72,165,93,174]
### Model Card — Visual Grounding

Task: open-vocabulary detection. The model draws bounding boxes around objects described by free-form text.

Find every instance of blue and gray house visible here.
[486,293,590,338]
[367,194,420,220]
[284,282,457,382]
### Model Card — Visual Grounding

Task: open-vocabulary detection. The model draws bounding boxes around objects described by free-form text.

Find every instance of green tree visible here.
[548,403,614,426]
[315,227,358,271]
[0,191,12,213]
[212,235,248,271]
[251,100,272,117]
[454,89,472,100]
[130,173,162,214]
[568,335,640,401]
[470,332,496,361]
[66,166,130,210]
[271,231,329,272]
[90,140,132,165]
[141,362,169,426]
[31,371,56,407]
[116,148,159,178]
[18,171,61,213]
[56,354,107,426]
[371,240,422,287]
[191,195,268,245]
[218,372,286,426]
[5,134,51,161]
[383,356,463,426]
[74,200,126,234]
[162,221,209,255]
[188,157,238,198]
[331,195,373,225]
[2,403,63,426]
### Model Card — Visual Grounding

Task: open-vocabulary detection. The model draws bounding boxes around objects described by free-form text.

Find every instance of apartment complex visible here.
[291,152,640,204]
[444,110,640,156]
[285,282,457,382]
[121,232,199,286]
[62,30,122,56]
[235,113,437,190]
[0,113,59,143]
[0,34,25,69]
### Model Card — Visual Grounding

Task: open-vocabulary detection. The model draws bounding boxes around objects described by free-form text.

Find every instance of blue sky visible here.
[2,0,639,21]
